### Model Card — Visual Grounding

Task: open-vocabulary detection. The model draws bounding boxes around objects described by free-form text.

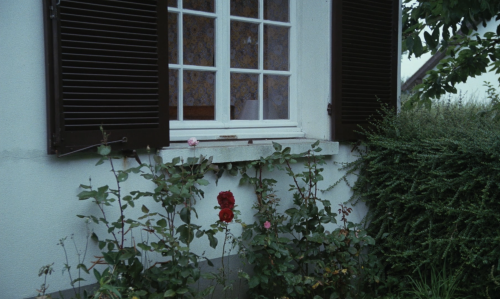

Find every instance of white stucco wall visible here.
[0,1,365,298]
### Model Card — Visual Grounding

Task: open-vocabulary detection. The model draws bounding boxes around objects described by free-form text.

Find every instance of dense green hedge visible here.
[347,103,500,298]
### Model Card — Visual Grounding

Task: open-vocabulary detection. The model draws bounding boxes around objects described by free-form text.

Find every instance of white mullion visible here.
[258,0,264,121]
[262,20,291,27]
[261,70,292,75]
[178,7,184,121]
[182,65,217,71]
[230,15,263,24]
[181,10,217,18]
[212,1,225,122]
[289,0,296,122]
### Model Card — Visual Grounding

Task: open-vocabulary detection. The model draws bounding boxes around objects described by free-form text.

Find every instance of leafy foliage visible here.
[403,0,500,108]
[346,102,500,298]
[76,146,220,299]
[236,142,379,299]
[40,132,380,298]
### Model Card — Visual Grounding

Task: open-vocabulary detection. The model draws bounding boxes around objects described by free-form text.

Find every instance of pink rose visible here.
[264,221,271,229]
[187,137,199,146]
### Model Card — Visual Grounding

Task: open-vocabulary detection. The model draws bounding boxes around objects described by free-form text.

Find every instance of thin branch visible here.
[109,157,125,249]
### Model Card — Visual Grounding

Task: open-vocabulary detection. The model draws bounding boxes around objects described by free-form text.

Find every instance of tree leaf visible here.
[413,35,424,57]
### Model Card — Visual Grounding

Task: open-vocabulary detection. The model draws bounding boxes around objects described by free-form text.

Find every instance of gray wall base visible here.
[26,255,253,299]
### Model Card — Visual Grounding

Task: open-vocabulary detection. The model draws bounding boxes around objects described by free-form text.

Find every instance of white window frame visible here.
[167,0,302,142]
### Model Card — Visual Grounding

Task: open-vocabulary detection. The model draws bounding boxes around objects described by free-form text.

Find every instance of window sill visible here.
[159,139,339,164]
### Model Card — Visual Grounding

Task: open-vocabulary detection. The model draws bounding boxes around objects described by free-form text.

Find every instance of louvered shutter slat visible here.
[44,0,169,154]
[332,0,399,140]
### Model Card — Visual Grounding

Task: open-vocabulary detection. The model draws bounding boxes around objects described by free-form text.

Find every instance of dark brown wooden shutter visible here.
[43,0,169,155]
[331,0,399,141]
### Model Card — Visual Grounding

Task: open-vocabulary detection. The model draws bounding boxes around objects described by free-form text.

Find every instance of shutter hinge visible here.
[49,0,61,19]
[327,103,332,116]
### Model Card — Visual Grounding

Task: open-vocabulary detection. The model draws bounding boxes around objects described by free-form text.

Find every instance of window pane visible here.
[183,71,215,120]
[168,0,177,8]
[231,73,259,120]
[264,75,288,120]
[168,13,178,64]
[183,0,215,13]
[169,69,179,120]
[264,0,289,22]
[230,0,258,18]
[264,25,289,71]
[231,21,259,69]
[183,15,215,66]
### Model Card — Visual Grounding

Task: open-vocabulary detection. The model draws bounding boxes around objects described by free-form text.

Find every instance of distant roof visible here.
[401,50,446,92]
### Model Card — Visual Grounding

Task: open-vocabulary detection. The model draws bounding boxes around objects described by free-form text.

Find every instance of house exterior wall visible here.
[0,1,383,298]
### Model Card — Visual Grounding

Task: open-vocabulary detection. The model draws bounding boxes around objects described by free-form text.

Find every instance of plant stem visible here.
[285,160,306,203]
[109,157,125,249]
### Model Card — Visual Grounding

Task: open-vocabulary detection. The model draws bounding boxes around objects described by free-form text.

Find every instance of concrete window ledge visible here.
[159,139,339,164]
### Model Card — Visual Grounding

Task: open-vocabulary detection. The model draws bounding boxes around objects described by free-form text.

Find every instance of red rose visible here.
[219,208,234,223]
[217,191,235,209]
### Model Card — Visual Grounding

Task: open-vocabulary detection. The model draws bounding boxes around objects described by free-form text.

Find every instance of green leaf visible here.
[77,190,96,200]
[176,288,189,295]
[248,275,259,288]
[119,251,134,261]
[177,224,194,245]
[413,35,423,57]
[202,272,216,280]
[97,145,111,156]
[208,233,218,248]
[272,142,282,151]
[141,205,149,213]
[156,218,167,228]
[242,229,253,241]
[405,35,414,52]
[196,179,209,186]
[180,207,191,224]
[117,172,128,182]
[172,157,181,165]
[164,289,176,297]
[95,157,106,166]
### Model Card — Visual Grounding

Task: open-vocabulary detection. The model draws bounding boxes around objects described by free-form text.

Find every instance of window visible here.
[43,0,399,155]
[167,0,302,141]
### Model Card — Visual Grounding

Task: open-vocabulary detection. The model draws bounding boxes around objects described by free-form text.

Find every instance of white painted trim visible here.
[169,127,305,141]
[167,0,299,140]
[160,139,339,163]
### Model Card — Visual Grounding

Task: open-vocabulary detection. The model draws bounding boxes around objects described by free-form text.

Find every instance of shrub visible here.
[346,101,500,298]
